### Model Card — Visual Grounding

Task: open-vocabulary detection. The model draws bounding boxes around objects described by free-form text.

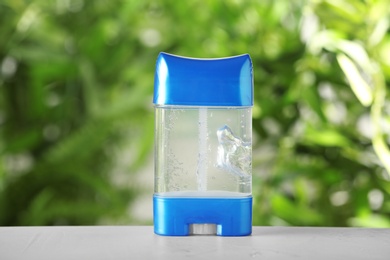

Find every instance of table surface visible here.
[1,226,389,260]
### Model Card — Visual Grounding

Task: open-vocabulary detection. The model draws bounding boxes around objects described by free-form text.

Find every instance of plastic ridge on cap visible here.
[153,52,253,106]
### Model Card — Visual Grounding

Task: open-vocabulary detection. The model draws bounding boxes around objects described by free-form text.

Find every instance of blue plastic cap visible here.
[153,52,253,106]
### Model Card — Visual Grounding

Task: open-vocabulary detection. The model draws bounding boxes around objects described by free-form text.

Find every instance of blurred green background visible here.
[1,0,390,227]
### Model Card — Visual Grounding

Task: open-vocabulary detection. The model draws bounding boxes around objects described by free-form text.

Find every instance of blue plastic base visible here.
[153,194,252,236]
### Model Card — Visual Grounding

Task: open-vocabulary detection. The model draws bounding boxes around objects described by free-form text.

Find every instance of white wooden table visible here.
[1,226,389,259]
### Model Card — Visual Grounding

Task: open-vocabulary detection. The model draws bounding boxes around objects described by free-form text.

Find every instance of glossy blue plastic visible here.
[153,52,253,106]
[153,195,252,236]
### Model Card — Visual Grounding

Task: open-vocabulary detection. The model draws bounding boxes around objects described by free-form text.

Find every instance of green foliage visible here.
[253,0,390,227]
[0,0,152,225]
[1,0,389,227]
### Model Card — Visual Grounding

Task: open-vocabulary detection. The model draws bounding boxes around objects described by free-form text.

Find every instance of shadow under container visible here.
[153,52,253,236]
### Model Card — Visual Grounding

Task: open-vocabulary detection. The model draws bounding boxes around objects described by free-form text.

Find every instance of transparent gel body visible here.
[154,106,252,197]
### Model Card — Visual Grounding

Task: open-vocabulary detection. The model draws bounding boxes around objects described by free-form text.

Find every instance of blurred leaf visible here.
[304,127,350,147]
[336,41,373,73]
[348,214,390,228]
[372,129,390,176]
[337,54,373,107]
[271,194,324,225]
[369,18,389,47]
